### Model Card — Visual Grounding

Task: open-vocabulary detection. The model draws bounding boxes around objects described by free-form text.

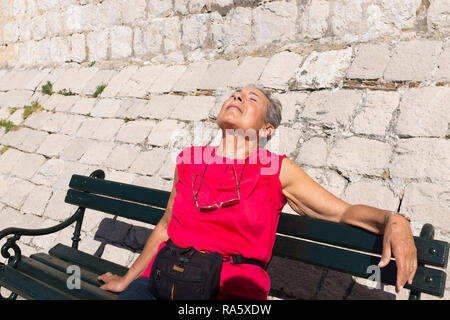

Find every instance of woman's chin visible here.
[216,116,241,130]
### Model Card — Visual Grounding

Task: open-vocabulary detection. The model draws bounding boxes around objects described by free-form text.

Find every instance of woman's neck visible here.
[215,132,259,160]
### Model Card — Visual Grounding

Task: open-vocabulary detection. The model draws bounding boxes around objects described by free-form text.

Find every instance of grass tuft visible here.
[0,145,10,155]
[58,88,76,96]
[42,81,54,95]
[93,84,107,98]
[23,101,44,120]
[0,119,18,133]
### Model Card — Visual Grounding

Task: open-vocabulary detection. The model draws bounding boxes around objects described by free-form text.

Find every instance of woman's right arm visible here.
[98,167,178,292]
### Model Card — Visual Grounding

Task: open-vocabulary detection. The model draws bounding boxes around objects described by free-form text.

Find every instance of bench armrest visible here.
[0,207,85,268]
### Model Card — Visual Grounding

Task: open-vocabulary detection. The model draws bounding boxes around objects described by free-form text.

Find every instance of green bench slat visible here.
[30,253,114,290]
[277,214,449,268]
[65,189,164,225]
[0,265,76,300]
[49,243,129,278]
[69,174,170,209]
[273,235,447,297]
[14,255,117,300]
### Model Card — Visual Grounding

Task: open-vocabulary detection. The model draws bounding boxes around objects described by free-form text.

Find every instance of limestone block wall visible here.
[0,0,449,67]
[0,0,449,300]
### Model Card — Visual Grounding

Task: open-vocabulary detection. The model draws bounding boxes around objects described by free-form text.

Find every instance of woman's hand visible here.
[378,214,417,293]
[97,272,131,292]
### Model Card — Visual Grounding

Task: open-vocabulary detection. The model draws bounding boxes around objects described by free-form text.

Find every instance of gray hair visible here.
[245,84,283,140]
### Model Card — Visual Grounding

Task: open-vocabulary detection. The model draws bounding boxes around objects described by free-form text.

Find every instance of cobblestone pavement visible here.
[0,39,449,299]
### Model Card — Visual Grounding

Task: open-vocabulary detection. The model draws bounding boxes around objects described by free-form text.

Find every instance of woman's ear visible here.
[262,124,275,139]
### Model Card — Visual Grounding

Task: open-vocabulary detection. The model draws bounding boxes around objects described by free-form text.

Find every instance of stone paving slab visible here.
[70,97,97,115]
[21,185,53,217]
[10,152,46,180]
[148,65,187,94]
[1,129,30,151]
[53,67,98,94]
[81,69,118,96]
[36,133,73,158]
[101,65,139,98]
[0,90,34,109]
[35,67,67,93]
[141,95,183,120]
[76,118,104,139]
[30,158,68,187]
[104,144,141,171]
[197,59,239,90]
[90,98,122,118]
[172,61,210,93]
[60,138,95,162]
[147,119,186,147]
[1,177,35,210]
[7,108,25,126]
[129,148,168,176]
[116,120,155,144]
[90,118,124,141]
[115,98,148,120]
[40,112,71,133]
[0,70,38,91]
[227,56,269,88]
[79,141,115,166]
[117,65,167,98]
[23,68,52,92]
[60,114,86,136]
[170,95,216,121]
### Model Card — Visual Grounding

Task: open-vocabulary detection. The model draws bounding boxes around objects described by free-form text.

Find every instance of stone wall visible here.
[0,0,449,300]
[1,0,449,67]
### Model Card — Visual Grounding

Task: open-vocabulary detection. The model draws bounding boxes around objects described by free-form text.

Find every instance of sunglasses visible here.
[192,152,247,212]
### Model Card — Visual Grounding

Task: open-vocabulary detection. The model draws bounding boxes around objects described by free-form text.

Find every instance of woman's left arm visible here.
[279,157,417,293]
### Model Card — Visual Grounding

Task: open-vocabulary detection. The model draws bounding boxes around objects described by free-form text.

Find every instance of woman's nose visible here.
[233,93,243,102]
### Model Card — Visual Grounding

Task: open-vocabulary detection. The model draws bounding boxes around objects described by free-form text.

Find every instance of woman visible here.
[98,86,417,300]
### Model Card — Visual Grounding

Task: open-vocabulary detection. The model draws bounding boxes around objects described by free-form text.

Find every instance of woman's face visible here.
[216,87,270,135]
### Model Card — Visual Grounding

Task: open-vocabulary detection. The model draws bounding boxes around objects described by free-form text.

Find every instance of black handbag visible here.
[148,239,223,300]
[148,239,265,300]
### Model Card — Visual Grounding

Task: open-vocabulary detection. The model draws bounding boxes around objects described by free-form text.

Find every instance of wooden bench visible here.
[0,169,448,300]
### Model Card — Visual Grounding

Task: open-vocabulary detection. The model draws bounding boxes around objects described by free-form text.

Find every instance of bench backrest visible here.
[65,172,449,298]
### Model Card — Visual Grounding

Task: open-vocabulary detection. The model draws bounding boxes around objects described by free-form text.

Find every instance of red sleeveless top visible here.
[140,145,287,299]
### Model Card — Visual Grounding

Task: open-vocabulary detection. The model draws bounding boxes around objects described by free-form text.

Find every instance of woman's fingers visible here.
[408,250,418,285]
[98,272,113,282]
[378,240,392,268]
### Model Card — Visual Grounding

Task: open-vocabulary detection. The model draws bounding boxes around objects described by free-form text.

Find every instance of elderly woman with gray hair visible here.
[98,86,417,300]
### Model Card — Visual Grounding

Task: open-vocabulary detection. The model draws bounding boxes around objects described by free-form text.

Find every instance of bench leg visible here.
[0,235,21,300]
[0,282,18,300]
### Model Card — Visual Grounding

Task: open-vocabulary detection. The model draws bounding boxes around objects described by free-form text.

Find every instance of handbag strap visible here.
[166,239,266,269]
[228,254,266,269]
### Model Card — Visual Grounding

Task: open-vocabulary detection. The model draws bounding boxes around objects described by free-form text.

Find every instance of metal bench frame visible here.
[0,169,448,300]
